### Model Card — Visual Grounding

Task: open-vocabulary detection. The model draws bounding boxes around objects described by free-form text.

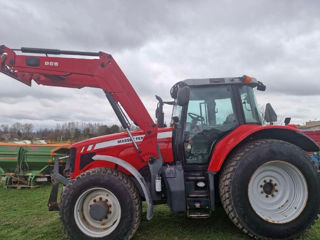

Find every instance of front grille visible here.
[69,148,76,172]
[80,153,96,170]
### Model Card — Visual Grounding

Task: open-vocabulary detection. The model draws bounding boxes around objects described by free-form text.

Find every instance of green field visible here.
[0,184,319,240]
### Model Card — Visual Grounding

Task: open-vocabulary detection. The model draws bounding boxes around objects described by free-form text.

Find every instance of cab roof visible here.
[183,75,257,87]
[170,75,265,99]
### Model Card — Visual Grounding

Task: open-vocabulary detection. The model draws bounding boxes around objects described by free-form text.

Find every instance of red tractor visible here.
[1,45,319,240]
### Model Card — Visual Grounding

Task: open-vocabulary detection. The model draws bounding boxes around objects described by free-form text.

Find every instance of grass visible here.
[0,184,320,240]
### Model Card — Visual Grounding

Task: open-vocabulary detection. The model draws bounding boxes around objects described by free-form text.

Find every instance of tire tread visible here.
[219,139,320,240]
[60,167,141,240]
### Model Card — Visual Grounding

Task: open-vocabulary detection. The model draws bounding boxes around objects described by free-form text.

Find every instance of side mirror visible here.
[155,95,165,128]
[257,81,266,91]
[264,103,277,124]
[284,117,291,125]
[177,86,190,106]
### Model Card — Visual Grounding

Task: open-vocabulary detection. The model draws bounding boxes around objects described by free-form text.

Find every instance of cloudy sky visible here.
[0,0,320,129]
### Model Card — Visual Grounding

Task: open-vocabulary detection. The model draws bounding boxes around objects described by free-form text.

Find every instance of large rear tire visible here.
[219,139,320,239]
[60,168,141,240]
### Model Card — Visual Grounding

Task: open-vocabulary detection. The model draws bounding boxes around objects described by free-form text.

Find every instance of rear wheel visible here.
[219,139,320,239]
[60,168,141,240]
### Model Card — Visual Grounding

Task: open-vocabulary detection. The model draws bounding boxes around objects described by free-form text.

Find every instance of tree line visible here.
[0,122,122,143]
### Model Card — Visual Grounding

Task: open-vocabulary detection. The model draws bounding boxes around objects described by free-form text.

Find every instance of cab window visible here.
[239,86,262,124]
[184,85,238,164]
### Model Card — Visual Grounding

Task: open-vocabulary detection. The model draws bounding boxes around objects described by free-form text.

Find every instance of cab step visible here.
[187,209,211,219]
[188,192,209,198]
[185,175,206,181]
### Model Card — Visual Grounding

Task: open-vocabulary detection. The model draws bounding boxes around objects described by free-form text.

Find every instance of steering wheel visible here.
[188,113,204,121]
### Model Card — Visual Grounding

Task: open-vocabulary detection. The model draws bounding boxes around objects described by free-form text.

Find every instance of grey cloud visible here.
[0,0,320,126]
[1,0,188,51]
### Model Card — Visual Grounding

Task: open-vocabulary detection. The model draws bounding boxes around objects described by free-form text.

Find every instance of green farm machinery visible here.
[0,143,69,188]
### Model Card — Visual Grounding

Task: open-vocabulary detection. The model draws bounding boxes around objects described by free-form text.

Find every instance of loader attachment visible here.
[0,45,159,162]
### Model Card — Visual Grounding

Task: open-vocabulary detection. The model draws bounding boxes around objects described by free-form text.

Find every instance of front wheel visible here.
[60,168,141,240]
[219,139,320,239]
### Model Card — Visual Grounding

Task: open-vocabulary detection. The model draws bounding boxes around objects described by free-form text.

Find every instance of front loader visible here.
[1,45,319,240]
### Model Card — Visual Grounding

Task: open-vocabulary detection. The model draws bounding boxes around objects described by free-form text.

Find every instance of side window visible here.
[215,98,236,125]
[239,86,261,124]
[240,91,255,122]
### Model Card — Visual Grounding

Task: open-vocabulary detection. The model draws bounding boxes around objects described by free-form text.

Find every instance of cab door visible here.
[183,85,239,165]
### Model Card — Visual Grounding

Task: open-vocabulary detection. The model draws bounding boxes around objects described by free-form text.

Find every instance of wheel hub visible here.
[260,179,278,197]
[89,201,110,221]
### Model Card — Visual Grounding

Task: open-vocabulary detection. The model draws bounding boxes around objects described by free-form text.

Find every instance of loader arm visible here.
[0,45,158,161]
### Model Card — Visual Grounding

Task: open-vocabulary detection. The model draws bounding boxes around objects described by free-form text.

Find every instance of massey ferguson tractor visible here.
[1,45,319,240]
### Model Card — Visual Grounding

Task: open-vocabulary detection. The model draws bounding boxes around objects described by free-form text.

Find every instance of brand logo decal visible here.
[44,61,59,67]
[117,136,144,144]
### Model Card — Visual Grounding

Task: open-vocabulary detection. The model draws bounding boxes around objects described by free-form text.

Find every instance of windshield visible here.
[239,86,262,124]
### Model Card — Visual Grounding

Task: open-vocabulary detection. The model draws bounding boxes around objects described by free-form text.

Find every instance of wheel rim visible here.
[248,160,308,224]
[74,187,121,238]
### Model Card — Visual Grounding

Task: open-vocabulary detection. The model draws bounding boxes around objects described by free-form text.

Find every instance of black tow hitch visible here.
[48,155,70,211]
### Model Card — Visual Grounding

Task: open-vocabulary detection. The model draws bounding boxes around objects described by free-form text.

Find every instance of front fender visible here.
[208,124,319,172]
[92,155,153,220]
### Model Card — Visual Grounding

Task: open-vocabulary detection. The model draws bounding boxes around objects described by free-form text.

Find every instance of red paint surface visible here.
[208,124,301,172]
[71,128,173,178]
[304,131,320,146]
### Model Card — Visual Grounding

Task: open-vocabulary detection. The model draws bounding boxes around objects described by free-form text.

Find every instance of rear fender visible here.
[92,155,153,220]
[208,125,319,172]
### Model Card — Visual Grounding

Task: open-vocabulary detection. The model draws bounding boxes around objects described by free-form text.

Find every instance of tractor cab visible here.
[155,76,271,217]
[169,75,266,165]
